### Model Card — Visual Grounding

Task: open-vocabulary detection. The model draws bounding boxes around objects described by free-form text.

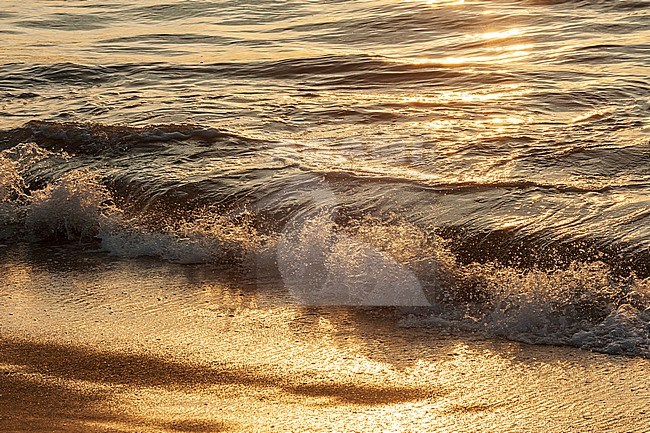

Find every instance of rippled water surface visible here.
[1,0,649,356]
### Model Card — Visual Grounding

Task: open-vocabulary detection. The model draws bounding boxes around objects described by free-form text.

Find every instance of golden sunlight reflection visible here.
[2,250,649,432]
[409,44,533,66]
[1,0,649,430]
[284,142,518,187]
[471,28,523,41]
[318,83,528,107]
[481,116,527,126]
[389,21,532,66]
[417,0,466,6]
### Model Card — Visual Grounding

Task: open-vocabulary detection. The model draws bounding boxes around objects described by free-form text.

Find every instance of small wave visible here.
[0,145,268,261]
[0,63,126,88]
[524,0,650,11]
[1,130,647,277]
[400,259,650,358]
[317,167,619,194]
[0,55,508,92]
[15,13,109,31]
[0,120,263,156]
[26,169,114,241]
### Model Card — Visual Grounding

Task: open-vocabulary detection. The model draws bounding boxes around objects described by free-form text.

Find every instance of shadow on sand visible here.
[0,336,442,431]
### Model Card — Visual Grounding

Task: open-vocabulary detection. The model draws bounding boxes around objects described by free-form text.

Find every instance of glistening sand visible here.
[1,245,648,433]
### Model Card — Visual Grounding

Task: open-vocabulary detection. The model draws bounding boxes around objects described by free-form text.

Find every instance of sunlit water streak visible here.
[0,0,649,356]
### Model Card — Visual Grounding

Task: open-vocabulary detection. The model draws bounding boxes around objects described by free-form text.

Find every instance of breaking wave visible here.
[0,141,647,358]
[2,0,650,363]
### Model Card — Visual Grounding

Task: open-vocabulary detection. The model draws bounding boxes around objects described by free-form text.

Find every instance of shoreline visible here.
[1,246,649,432]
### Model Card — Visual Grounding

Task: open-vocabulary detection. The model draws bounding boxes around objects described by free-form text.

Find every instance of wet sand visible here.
[1,244,648,432]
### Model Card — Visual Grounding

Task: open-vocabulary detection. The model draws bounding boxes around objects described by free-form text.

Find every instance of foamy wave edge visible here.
[1,142,648,358]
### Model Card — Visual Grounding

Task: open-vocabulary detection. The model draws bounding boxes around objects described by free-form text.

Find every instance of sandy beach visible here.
[0,244,647,433]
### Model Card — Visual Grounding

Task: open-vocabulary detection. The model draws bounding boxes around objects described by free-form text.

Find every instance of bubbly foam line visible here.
[399,262,650,358]
[99,209,267,265]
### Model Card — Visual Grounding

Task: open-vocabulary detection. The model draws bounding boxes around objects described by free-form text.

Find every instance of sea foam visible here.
[26,169,114,240]
[1,141,648,357]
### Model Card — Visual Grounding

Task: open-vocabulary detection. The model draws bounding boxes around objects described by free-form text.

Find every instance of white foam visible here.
[26,169,114,240]
[100,210,266,264]
[571,304,650,357]
[99,227,213,263]
[1,146,647,357]
[400,263,650,357]
[1,142,71,228]
[277,214,431,306]
[0,155,23,203]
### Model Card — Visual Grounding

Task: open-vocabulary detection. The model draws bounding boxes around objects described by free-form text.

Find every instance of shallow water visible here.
[0,1,649,356]
[1,244,649,432]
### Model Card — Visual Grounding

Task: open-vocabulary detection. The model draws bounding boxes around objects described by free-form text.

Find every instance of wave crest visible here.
[26,169,115,240]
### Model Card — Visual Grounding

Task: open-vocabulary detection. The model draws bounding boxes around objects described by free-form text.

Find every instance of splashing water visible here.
[100,208,268,264]
[0,156,23,203]
[0,155,23,226]
[277,214,430,306]
[26,169,115,240]
[0,140,648,357]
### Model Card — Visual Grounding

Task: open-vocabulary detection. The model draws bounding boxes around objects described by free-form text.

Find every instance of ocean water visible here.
[0,0,649,357]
